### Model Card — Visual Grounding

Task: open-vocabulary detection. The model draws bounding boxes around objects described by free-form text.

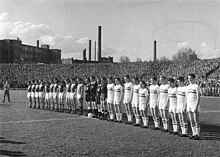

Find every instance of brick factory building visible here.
[0,39,61,64]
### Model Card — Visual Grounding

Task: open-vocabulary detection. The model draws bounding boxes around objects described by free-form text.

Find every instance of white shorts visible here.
[39,92,43,98]
[114,99,120,105]
[45,93,49,100]
[169,104,177,113]
[139,103,147,111]
[150,100,158,109]
[53,92,58,99]
[159,101,169,110]
[59,93,64,99]
[49,92,53,99]
[123,97,131,104]
[187,103,200,112]
[77,94,83,100]
[31,92,35,98]
[70,93,76,99]
[107,97,114,104]
[27,92,31,99]
[132,102,139,108]
[66,92,71,99]
[35,92,39,98]
[176,103,186,113]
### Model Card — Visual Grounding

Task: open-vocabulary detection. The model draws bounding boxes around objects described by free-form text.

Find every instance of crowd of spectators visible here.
[0,58,219,96]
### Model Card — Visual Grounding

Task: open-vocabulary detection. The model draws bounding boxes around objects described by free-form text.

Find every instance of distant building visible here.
[62,56,113,64]
[0,39,61,64]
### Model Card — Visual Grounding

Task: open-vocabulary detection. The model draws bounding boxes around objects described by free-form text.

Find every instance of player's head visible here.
[77,78,82,84]
[188,73,196,84]
[124,75,130,83]
[168,78,175,87]
[108,77,113,84]
[85,77,90,84]
[101,76,106,84]
[115,78,121,85]
[133,77,139,85]
[140,81,146,88]
[177,76,184,86]
[159,76,167,84]
[28,81,32,85]
[90,76,95,82]
[151,76,157,85]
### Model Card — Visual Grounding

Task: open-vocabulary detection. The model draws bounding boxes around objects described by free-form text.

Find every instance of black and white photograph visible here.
[0,0,220,156]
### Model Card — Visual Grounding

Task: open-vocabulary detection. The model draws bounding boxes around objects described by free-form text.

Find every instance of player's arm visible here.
[196,85,201,110]
[120,85,124,103]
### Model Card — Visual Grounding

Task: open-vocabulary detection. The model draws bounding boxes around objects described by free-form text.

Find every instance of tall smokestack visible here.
[37,40,39,47]
[98,26,102,62]
[83,49,87,62]
[89,40,91,61]
[94,41,96,61]
[154,40,157,62]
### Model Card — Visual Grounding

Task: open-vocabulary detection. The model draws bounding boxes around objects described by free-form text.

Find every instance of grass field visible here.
[0,90,220,157]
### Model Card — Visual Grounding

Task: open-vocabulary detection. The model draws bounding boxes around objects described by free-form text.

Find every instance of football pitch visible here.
[0,90,220,157]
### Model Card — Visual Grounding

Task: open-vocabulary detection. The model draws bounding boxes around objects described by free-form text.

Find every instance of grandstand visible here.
[0,58,220,96]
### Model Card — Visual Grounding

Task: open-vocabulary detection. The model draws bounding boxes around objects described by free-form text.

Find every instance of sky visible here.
[0,0,220,62]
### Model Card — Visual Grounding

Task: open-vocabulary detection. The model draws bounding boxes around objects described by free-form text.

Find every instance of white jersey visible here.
[149,84,159,108]
[159,84,169,109]
[168,87,177,113]
[177,86,187,113]
[123,82,133,104]
[139,88,149,110]
[107,83,115,104]
[76,83,84,99]
[186,83,200,112]
[114,84,123,104]
[132,84,140,107]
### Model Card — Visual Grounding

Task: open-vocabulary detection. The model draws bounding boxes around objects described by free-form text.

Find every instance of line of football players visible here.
[27,73,200,140]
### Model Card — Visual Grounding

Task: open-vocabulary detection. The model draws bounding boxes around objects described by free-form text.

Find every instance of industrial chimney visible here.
[98,26,102,62]
[37,40,39,47]
[94,41,96,61]
[83,49,87,62]
[89,40,92,61]
[154,40,157,62]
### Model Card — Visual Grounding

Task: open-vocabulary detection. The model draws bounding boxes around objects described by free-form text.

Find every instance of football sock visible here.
[191,123,196,136]
[195,124,200,136]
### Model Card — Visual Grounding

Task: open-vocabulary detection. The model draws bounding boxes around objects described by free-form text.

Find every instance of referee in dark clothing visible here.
[2,81,10,102]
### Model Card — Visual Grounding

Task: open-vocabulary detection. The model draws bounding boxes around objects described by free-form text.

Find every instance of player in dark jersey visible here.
[100,77,108,120]
[96,78,102,119]
[85,78,91,115]
[27,81,32,108]
[39,80,45,109]
[35,80,40,109]
[90,76,98,118]
[53,79,59,111]
[49,79,54,110]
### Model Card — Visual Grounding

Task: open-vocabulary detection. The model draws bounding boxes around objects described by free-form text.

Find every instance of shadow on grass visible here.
[0,150,26,156]
[199,123,220,141]
[0,139,26,144]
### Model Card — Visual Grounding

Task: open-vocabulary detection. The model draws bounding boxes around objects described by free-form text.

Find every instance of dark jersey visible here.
[90,81,97,98]
[27,85,31,92]
[85,83,91,101]
[45,85,50,93]
[59,84,65,92]
[35,85,39,92]
[66,84,71,92]
[100,83,107,100]
[71,83,77,93]
[39,84,44,92]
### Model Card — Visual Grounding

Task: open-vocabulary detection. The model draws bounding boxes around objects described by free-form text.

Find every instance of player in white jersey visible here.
[65,79,71,113]
[27,81,32,108]
[158,76,170,132]
[177,77,188,137]
[123,75,133,124]
[186,73,200,140]
[49,80,54,110]
[107,77,115,121]
[77,78,84,115]
[132,78,141,126]
[168,78,178,135]
[114,78,123,122]
[58,80,65,112]
[149,77,160,130]
[139,81,150,128]
[53,79,59,111]
[45,82,50,110]
[70,78,77,114]
[35,80,40,109]
[39,80,45,109]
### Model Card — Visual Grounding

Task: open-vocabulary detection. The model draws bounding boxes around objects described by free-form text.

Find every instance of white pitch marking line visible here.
[0,117,87,124]
[201,110,220,113]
